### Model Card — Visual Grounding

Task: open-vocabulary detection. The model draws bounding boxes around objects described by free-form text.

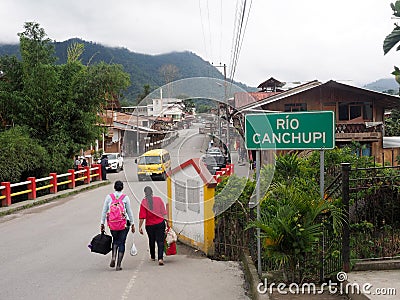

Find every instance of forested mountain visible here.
[363,78,399,94]
[0,38,253,102]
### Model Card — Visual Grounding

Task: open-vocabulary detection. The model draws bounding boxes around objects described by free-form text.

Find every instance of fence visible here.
[343,164,400,263]
[213,198,250,261]
[0,164,103,207]
[324,163,400,273]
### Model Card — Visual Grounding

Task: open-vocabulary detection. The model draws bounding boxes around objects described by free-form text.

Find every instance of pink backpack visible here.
[107,194,127,230]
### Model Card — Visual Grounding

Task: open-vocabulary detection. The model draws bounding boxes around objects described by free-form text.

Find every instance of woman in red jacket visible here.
[138,186,167,265]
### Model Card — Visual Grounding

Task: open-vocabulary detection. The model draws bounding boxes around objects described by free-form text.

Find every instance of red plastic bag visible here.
[164,240,177,255]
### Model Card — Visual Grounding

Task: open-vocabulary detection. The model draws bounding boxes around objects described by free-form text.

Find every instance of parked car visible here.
[98,153,124,172]
[201,147,227,175]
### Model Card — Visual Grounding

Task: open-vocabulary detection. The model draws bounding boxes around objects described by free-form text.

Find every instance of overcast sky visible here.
[0,0,398,88]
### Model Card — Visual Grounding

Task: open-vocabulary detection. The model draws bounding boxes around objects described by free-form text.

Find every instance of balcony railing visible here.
[335,122,383,134]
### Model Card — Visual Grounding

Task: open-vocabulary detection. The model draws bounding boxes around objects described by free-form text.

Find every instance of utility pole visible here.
[136,103,139,155]
[214,63,228,149]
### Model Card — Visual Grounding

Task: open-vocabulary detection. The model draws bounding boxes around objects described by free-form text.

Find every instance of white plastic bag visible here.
[165,226,177,245]
[130,239,138,256]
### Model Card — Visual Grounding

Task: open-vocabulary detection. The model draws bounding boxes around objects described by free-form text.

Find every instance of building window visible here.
[353,143,372,157]
[349,105,362,119]
[338,102,372,121]
[363,103,373,120]
[361,145,371,157]
[284,103,307,112]
[337,142,372,157]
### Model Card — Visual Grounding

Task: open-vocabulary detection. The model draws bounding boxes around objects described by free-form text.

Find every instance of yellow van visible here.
[135,149,171,181]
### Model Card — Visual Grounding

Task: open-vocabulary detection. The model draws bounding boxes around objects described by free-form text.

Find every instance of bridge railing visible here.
[213,163,234,183]
[0,164,102,207]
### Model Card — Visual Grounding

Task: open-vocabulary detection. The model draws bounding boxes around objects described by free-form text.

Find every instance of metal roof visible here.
[383,136,400,148]
[238,80,322,112]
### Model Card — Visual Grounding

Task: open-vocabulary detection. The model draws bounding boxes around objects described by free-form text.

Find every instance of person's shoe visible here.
[109,259,115,268]
[158,259,164,266]
[110,245,117,268]
[116,251,124,271]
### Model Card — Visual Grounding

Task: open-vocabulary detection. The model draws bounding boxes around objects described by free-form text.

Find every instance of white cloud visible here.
[0,0,398,87]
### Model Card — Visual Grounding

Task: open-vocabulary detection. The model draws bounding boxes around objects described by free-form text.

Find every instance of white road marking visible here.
[121,253,145,300]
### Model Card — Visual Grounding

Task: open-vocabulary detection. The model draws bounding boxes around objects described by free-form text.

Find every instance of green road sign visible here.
[245,111,335,150]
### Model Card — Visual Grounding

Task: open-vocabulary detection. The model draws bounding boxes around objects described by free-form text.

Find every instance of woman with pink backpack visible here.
[100,180,135,271]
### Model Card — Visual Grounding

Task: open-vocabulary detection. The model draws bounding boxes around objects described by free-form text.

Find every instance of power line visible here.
[198,0,209,60]
[206,0,213,61]
[228,0,252,84]
[228,0,244,82]
[219,0,223,63]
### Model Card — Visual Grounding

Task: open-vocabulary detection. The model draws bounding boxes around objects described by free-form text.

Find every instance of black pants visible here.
[145,221,166,260]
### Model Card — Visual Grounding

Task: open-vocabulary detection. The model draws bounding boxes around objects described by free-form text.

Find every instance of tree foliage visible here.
[384,2,400,88]
[385,109,400,136]
[0,22,130,181]
[0,126,50,182]
[384,2,400,55]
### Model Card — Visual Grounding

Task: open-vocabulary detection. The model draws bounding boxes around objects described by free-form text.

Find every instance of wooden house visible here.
[234,80,400,165]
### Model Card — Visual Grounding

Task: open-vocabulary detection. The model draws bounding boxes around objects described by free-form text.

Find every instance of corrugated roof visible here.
[113,120,158,132]
[238,80,322,112]
[383,136,400,148]
[234,91,279,108]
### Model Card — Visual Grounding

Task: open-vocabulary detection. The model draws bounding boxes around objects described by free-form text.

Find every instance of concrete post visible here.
[27,177,36,200]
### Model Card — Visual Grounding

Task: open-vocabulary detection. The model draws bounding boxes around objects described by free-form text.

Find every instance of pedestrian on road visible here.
[138,186,167,266]
[74,155,81,171]
[81,157,88,167]
[100,154,108,180]
[239,147,246,163]
[101,180,135,271]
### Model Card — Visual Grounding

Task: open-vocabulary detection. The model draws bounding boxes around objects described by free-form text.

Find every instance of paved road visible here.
[0,125,251,300]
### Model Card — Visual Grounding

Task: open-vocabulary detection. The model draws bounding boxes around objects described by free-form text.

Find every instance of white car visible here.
[100,153,124,172]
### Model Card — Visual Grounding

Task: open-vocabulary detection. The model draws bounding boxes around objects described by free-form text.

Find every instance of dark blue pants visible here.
[111,227,129,253]
[145,221,166,260]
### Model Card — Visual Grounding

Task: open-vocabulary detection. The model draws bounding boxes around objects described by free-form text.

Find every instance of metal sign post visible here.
[320,150,325,199]
[256,150,261,276]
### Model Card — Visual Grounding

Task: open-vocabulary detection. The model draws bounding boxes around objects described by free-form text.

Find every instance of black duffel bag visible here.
[89,232,112,255]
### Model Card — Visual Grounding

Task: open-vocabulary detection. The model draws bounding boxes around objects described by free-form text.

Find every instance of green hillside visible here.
[0,38,253,102]
[363,78,399,94]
